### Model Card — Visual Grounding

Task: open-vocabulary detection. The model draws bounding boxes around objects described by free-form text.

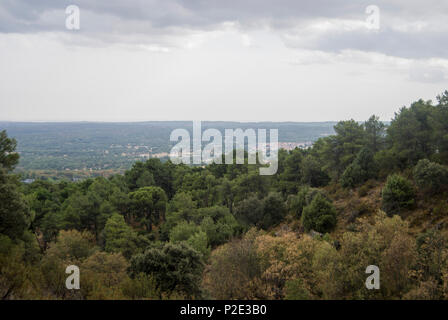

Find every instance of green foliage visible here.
[364,115,386,153]
[415,229,448,290]
[126,159,174,197]
[80,251,129,299]
[186,230,210,259]
[103,213,146,259]
[121,273,159,299]
[46,229,96,262]
[284,279,312,300]
[277,148,303,194]
[234,194,264,227]
[301,155,330,187]
[387,100,435,168]
[200,214,239,247]
[178,171,220,207]
[160,192,197,240]
[0,234,41,299]
[129,186,167,232]
[382,174,415,215]
[0,132,30,241]
[0,170,30,240]
[129,242,204,298]
[301,194,337,233]
[314,120,366,180]
[341,147,378,188]
[232,171,269,202]
[0,130,19,172]
[287,187,325,219]
[413,159,448,194]
[4,91,448,300]
[261,192,287,229]
[169,221,200,242]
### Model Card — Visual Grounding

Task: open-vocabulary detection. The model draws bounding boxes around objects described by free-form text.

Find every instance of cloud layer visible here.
[1,0,447,59]
[0,1,447,122]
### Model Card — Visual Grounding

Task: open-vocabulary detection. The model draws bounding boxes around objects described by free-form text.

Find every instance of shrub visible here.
[382,174,415,215]
[413,159,448,195]
[202,231,263,299]
[301,194,337,233]
[121,273,159,300]
[358,184,369,197]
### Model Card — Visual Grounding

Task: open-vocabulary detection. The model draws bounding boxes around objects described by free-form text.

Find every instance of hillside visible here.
[1,91,448,300]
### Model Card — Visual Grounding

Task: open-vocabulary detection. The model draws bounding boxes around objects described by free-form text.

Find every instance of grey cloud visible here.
[283,27,448,59]
[0,0,447,59]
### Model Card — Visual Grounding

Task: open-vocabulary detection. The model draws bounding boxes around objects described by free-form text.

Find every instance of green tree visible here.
[301,155,329,187]
[432,91,448,162]
[340,147,378,188]
[382,174,415,215]
[129,242,204,298]
[103,213,145,259]
[199,209,240,247]
[364,115,386,153]
[387,100,435,168]
[232,171,269,203]
[261,192,287,229]
[129,186,167,232]
[314,120,366,180]
[301,194,337,233]
[169,221,210,258]
[169,220,200,242]
[278,148,303,194]
[160,192,197,241]
[234,194,264,227]
[0,171,30,240]
[413,159,448,195]
[0,131,30,241]
[0,130,19,172]
[186,230,210,259]
[286,186,323,219]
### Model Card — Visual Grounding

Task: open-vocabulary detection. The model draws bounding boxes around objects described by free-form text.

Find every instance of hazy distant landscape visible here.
[0,121,336,180]
[3,0,448,305]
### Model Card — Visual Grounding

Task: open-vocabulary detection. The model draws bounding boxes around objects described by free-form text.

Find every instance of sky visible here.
[0,0,447,122]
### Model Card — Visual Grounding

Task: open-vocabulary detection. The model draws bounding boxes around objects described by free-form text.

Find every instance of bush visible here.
[202,231,263,299]
[121,273,159,300]
[357,184,369,197]
[413,159,448,195]
[382,174,415,215]
[301,194,337,233]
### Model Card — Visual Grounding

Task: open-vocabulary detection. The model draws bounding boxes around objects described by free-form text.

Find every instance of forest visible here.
[1,91,448,300]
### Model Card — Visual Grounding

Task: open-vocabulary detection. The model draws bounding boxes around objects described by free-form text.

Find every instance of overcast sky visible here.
[0,0,447,122]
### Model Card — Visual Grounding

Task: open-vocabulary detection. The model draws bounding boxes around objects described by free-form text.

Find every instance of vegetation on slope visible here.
[1,91,448,299]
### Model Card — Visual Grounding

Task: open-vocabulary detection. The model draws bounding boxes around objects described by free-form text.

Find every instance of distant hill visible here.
[0,121,336,174]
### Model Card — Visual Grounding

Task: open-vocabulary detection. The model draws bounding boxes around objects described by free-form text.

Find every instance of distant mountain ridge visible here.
[0,121,338,174]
